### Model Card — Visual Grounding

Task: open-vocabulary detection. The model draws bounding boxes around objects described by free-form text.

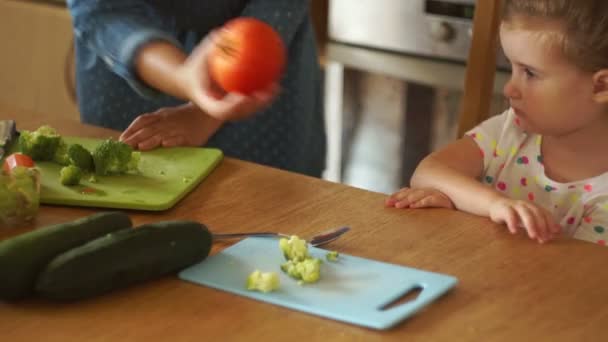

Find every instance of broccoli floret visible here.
[0,166,40,223]
[53,139,69,165]
[92,139,140,175]
[18,125,64,161]
[326,251,339,262]
[246,270,280,293]
[67,143,94,171]
[279,235,310,262]
[278,235,322,284]
[60,165,82,186]
[280,258,321,284]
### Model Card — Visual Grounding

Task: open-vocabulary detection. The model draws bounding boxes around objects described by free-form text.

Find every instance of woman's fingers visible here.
[122,125,164,148]
[136,135,162,151]
[120,113,161,141]
[161,136,186,148]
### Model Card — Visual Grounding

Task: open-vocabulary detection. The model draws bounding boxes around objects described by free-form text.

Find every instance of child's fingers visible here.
[502,208,519,234]
[384,197,397,207]
[516,206,540,240]
[530,205,553,242]
[410,194,449,208]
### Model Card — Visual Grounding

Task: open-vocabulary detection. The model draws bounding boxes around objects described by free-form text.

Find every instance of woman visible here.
[67,0,326,177]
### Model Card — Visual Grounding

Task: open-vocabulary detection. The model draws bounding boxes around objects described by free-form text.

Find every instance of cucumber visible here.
[35,221,212,301]
[0,211,132,300]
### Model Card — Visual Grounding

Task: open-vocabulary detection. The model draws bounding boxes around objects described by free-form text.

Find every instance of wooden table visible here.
[1,105,607,341]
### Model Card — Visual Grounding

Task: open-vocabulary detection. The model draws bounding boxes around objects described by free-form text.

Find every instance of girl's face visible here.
[500,18,604,137]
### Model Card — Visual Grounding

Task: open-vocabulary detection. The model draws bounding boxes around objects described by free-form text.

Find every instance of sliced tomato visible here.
[2,153,35,174]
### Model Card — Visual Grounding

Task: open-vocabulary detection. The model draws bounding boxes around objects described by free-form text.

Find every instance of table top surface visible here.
[1,105,606,342]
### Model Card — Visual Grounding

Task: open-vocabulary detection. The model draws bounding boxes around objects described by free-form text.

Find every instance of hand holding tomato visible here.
[173,18,283,122]
[208,17,286,95]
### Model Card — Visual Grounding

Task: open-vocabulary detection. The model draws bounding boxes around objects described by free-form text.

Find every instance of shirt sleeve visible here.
[465,109,514,173]
[67,0,181,98]
[240,0,310,48]
[573,200,608,247]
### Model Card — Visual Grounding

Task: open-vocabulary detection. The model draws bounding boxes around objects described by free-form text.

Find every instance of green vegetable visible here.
[35,220,212,301]
[18,125,64,161]
[280,258,321,284]
[0,166,40,224]
[326,251,339,262]
[59,165,82,186]
[279,235,309,262]
[92,139,140,175]
[53,139,69,166]
[67,143,94,171]
[0,211,132,300]
[278,235,322,284]
[246,270,280,293]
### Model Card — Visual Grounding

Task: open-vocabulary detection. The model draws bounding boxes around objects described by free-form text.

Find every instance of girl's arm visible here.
[411,136,560,242]
[410,136,505,217]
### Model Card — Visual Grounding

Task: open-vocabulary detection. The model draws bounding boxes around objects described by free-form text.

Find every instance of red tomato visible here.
[208,17,286,95]
[2,153,35,174]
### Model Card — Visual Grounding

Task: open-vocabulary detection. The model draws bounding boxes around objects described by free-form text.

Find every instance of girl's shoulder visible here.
[466,108,530,148]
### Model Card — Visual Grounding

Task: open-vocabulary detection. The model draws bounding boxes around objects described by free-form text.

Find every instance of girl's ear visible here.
[592,69,608,103]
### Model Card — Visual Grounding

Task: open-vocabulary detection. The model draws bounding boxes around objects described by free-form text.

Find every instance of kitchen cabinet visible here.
[0,0,78,120]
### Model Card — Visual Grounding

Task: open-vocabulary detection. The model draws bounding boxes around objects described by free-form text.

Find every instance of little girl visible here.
[386,0,608,246]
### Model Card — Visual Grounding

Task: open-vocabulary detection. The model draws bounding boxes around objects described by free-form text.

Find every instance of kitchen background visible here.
[0,0,509,194]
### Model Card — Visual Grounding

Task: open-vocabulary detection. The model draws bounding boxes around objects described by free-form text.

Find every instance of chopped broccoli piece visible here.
[280,258,321,284]
[67,143,94,171]
[0,166,40,223]
[60,165,82,186]
[53,139,70,166]
[279,235,310,262]
[326,251,339,262]
[246,270,280,293]
[18,125,64,161]
[91,139,140,175]
[278,235,322,284]
[128,151,141,171]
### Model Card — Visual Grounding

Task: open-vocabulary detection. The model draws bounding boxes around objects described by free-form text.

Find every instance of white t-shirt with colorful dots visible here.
[467,108,608,246]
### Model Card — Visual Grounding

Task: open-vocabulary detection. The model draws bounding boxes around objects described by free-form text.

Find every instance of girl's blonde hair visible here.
[502,0,608,72]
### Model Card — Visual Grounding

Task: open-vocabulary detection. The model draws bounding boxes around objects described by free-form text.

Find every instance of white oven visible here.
[329,0,509,69]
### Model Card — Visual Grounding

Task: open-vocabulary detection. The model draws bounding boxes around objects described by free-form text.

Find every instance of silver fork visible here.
[212,226,350,247]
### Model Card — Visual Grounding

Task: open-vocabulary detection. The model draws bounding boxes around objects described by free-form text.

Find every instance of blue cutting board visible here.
[179,238,458,330]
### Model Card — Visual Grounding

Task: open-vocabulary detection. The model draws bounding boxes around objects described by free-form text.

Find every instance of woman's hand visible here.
[174,32,279,121]
[385,187,455,209]
[489,198,562,244]
[119,102,223,151]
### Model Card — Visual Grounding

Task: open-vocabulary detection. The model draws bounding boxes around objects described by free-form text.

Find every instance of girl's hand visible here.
[489,198,562,244]
[119,102,223,151]
[385,187,455,209]
[174,31,279,121]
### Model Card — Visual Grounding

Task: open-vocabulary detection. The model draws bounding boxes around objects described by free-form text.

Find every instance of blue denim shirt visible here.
[67,0,325,177]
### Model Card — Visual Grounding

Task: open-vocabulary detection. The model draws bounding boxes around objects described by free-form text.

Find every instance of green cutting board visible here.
[26,137,223,211]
